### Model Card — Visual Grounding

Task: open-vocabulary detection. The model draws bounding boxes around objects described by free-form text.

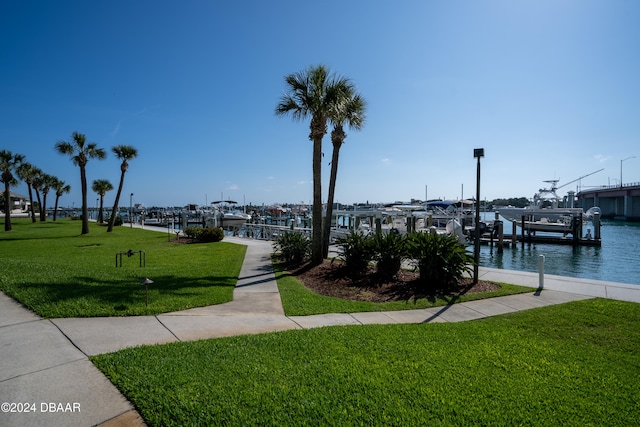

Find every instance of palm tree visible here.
[31,171,44,221]
[55,132,107,234]
[0,150,25,231]
[275,65,349,265]
[52,179,71,221]
[107,145,138,232]
[17,163,42,223]
[322,86,367,257]
[38,173,57,221]
[92,179,113,224]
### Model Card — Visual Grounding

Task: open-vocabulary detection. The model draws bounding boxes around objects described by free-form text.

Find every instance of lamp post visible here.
[140,278,153,307]
[620,156,636,189]
[130,193,134,228]
[473,148,484,284]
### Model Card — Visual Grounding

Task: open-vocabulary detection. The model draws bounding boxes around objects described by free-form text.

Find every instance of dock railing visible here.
[237,223,311,241]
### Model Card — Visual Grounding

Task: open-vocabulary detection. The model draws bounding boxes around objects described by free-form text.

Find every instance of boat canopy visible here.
[424,200,455,209]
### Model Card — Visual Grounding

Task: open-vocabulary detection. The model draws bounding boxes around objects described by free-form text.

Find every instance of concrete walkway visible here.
[2,234,639,427]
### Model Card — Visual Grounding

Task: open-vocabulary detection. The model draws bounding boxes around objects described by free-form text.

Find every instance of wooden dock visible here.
[480,235,601,247]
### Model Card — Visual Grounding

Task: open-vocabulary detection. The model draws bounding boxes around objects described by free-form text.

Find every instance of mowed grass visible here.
[0,218,246,317]
[91,298,640,426]
[274,261,534,316]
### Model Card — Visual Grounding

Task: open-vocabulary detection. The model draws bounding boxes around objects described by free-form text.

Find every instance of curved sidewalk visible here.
[2,235,639,427]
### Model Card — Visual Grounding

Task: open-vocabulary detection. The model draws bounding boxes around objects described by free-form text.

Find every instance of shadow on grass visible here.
[27,274,237,301]
[17,274,239,317]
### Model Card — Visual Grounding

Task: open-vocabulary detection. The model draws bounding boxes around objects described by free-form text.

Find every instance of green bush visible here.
[184,226,224,242]
[371,231,407,280]
[198,227,224,242]
[273,232,311,266]
[184,226,202,240]
[106,215,123,226]
[406,231,473,291]
[336,231,374,276]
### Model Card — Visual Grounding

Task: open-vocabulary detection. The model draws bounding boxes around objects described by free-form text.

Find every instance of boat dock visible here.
[476,211,602,249]
[480,234,601,248]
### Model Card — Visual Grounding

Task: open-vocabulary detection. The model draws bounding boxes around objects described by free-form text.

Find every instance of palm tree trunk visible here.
[98,195,105,223]
[40,192,48,221]
[3,182,11,231]
[107,170,126,232]
[322,143,342,258]
[80,165,89,235]
[53,196,60,221]
[27,184,36,223]
[34,189,42,222]
[311,136,323,265]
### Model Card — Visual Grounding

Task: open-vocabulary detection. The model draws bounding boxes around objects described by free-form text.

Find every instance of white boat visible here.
[496,178,601,234]
[207,200,251,229]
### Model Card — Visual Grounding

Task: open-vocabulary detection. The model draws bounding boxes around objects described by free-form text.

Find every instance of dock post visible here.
[490,227,494,248]
[496,220,504,253]
[572,215,580,246]
[512,221,517,246]
[594,212,601,240]
[521,216,525,249]
[538,255,545,289]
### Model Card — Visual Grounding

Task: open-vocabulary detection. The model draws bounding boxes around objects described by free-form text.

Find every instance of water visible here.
[479,218,640,285]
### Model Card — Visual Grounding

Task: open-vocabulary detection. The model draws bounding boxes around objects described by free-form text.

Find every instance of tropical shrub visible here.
[106,215,123,226]
[371,231,407,280]
[198,227,225,242]
[184,226,202,240]
[183,227,224,242]
[406,231,473,291]
[336,231,374,276]
[273,232,311,266]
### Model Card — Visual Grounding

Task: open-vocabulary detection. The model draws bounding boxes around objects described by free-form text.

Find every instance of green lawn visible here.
[91,298,640,426]
[274,260,534,316]
[0,218,246,317]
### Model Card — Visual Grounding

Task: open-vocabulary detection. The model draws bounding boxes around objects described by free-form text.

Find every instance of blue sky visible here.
[2,0,638,209]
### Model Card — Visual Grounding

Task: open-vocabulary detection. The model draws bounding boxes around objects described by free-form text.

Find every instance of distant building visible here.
[1,191,29,212]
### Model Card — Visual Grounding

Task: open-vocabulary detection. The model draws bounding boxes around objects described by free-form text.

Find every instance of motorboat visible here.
[207,200,251,229]
[496,177,602,234]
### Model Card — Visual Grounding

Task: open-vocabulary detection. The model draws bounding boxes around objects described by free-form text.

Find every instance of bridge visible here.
[578,182,640,221]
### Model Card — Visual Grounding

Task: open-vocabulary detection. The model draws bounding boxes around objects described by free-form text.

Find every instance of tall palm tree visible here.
[17,162,42,223]
[322,87,367,257]
[38,173,57,221]
[55,132,107,235]
[31,171,44,221]
[52,179,71,221]
[107,145,138,232]
[92,179,113,224]
[275,65,349,265]
[0,150,25,231]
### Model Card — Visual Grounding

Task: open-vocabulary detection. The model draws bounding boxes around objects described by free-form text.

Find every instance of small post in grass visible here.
[140,278,154,307]
[538,255,545,290]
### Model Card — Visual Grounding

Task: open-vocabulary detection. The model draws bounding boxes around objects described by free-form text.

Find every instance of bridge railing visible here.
[579,182,640,194]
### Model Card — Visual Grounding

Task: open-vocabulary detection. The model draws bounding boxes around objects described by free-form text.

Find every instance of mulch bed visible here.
[289,259,499,303]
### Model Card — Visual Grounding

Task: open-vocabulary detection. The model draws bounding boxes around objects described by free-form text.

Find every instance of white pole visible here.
[538,255,545,289]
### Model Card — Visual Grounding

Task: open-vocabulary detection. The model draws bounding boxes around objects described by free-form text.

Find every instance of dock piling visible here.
[538,255,545,289]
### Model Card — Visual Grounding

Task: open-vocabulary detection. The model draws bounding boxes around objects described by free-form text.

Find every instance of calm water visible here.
[479,218,640,285]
